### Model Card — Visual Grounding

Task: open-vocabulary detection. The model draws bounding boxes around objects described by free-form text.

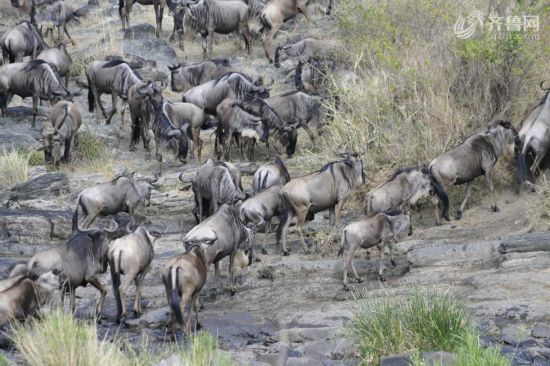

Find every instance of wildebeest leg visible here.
[240,21,251,55]
[228,251,236,295]
[328,206,335,226]
[333,200,346,226]
[89,277,107,318]
[301,123,316,144]
[201,34,208,60]
[95,90,108,123]
[193,294,202,330]
[343,242,358,291]
[31,95,38,128]
[154,4,161,37]
[485,168,499,212]
[214,260,220,279]
[295,208,310,254]
[64,136,72,163]
[64,25,76,46]
[134,269,148,317]
[194,128,202,162]
[69,286,76,314]
[117,273,134,322]
[389,242,397,267]
[180,290,193,336]
[207,28,214,58]
[378,241,387,282]
[456,181,473,220]
[280,210,294,255]
[106,94,117,125]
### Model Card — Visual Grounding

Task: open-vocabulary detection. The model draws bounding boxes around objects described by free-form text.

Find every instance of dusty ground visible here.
[1,1,550,365]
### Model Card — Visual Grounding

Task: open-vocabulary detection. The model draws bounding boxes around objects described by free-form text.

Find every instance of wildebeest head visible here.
[167,63,185,92]
[42,128,66,166]
[386,209,412,237]
[130,172,160,207]
[395,167,432,204]
[138,80,164,109]
[486,119,518,157]
[341,152,366,185]
[154,103,189,162]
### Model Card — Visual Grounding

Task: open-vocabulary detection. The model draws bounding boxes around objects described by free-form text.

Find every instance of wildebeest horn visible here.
[540,81,550,91]
[159,80,168,90]
[104,219,119,233]
[70,86,83,97]
[167,129,182,137]
[130,171,138,180]
[125,222,135,234]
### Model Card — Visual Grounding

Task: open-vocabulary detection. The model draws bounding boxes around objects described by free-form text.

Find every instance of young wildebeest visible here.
[108,224,162,323]
[119,0,167,37]
[430,120,518,224]
[37,42,72,87]
[36,1,79,45]
[1,21,48,64]
[260,0,310,62]
[86,59,142,125]
[72,174,158,230]
[42,100,81,166]
[518,82,550,186]
[274,37,340,68]
[338,211,411,291]
[127,80,164,154]
[280,153,365,255]
[174,0,251,58]
[192,159,246,222]
[0,271,60,327]
[252,157,291,193]
[0,59,74,128]
[162,243,208,339]
[365,167,448,215]
[182,72,270,115]
[183,204,254,295]
[27,220,119,317]
[216,98,269,161]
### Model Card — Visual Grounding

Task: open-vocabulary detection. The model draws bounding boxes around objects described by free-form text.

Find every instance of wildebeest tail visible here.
[202,117,220,130]
[337,229,347,257]
[295,61,304,90]
[87,79,94,113]
[168,266,184,328]
[131,118,141,146]
[429,167,449,220]
[259,13,271,33]
[110,251,123,318]
[518,136,529,184]
[72,195,80,231]
[118,0,125,19]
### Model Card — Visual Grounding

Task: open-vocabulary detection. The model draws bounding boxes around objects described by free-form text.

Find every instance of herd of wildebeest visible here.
[0,0,549,342]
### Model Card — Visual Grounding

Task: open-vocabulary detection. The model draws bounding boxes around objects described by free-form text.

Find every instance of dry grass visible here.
[0,147,32,190]
[528,175,550,228]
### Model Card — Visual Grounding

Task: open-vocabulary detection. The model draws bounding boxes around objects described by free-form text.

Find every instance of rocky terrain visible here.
[1,0,550,365]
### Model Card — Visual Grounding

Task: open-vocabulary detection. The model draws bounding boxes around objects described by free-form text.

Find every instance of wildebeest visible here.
[162,243,208,338]
[119,0,167,37]
[183,204,254,294]
[1,21,48,64]
[252,157,291,193]
[365,167,447,215]
[27,220,118,317]
[9,0,58,27]
[127,80,164,154]
[259,0,310,62]
[192,159,246,222]
[430,120,518,224]
[152,101,190,172]
[518,82,550,186]
[338,210,411,291]
[36,1,78,45]
[42,100,81,166]
[280,153,365,255]
[72,174,158,230]
[108,224,162,323]
[86,60,142,125]
[37,42,72,87]
[215,98,269,160]
[0,59,74,128]
[274,37,340,68]
[0,271,60,327]
[182,72,269,115]
[174,0,251,58]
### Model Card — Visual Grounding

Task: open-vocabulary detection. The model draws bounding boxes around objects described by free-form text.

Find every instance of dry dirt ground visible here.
[1,1,550,365]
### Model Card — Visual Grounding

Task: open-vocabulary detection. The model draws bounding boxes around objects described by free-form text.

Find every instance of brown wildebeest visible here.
[338,210,411,291]
[119,0,167,37]
[274,37,340,68]
[1,21,48,64]
[42,100,81,166]
[252,157,291,193]
[280,153,365,255]
[127,80,164,154]
[37,42,72,87]
[430,119,518,224]
[259,0,310,62]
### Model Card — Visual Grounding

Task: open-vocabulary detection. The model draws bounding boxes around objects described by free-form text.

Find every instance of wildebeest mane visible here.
[103,60,142,96]
[278,90,300,97]
[22,60,66,96]
[211,58,230,67]
[22,59,49,71]
[383,209,403,216]
[274,157,290,182]
[386,167,418,182]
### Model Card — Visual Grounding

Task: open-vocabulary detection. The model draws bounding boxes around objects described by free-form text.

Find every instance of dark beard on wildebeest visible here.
[153,103,188,162]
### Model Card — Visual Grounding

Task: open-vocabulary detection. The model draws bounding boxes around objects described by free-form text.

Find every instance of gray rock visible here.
[381,352,456,366]
[499,232,550,254]
[295,340,331,360]
[286,357,323,366]
[277,327,333,343]
[500,324,532,346]
[380,355,412,366]
[10,172,69,201]
[123,23,156,40]
[125,307,169,328]
[122,38,177,69]
[532,325,550,339]
[331,338,355,360]
[27,166,48,180]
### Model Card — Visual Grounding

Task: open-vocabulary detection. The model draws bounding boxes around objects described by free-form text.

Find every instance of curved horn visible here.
[159,80,168,90]
[104,219,119,233]
[167,129,182,137]
[540,80,550,91]
[130,171,138,180]
[142,172,160,183]
[125,221,135,234]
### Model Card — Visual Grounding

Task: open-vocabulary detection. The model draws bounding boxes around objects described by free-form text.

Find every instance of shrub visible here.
[0,147,31,190]
[347,289,509,365]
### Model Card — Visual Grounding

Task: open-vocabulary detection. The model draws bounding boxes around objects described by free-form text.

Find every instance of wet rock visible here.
[9,172,69,201]
[125,307,169,328]
[533,325,550,339]
[153,354,182,366]
[286,356,323,366]
[122,37,177,69]
[123,23,156,40]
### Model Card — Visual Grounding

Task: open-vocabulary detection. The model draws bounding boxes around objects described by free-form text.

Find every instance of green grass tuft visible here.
[0,147,31,190]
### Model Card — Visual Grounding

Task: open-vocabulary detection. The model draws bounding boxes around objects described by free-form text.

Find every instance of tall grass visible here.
[528,175,550,228]
[0,147,31,190]
[11,310,232,366]
[348,289,509,365]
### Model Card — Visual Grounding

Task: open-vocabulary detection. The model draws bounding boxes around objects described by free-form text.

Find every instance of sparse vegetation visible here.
[61,129,114,174]
[0,147,32,189]
[11,310,232,366]
[348,289,510,365]
[528,174,550,228]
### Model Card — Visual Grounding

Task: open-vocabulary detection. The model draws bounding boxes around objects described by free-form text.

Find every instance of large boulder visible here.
[9,172,70,201]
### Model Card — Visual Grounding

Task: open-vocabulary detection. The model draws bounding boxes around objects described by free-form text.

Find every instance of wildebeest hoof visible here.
[378,274,386,282]
[230,288,236,296]
[455,211,462,220]
[196,322,203,331]
[356,278,364,283]
[129,146,136,152]
[444,215,451,221]
[134,311,142,318]
[491,206,500,212]
[261,247,268,255]
[255,256,262,262]
[390,259,397,267]
[343,284,349,291]
[304,249,311,255]
[282,249,290,256]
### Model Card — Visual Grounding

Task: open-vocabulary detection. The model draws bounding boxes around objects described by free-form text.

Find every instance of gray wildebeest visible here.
[119,0,168,37]
[274,37,340,68]
[430,119,518,224]
[0,59,75,128]
[42,100,81,166]
[128,80,164,154]
[0,271,60,327]
[174,0,251,58]
[86,59,142,125]
[27,220,118,317]
[152,101,190,173]
[182,72,269,115]
[182,203,254,294]
[36,1,79,45]
[1,21,48,64]
[108,224,163,323]
[338,210,411,291]
[280,152,365,255]
[215,98,269,161]
[518,82,550,187]
[37,42,72,87]
[192,159,246,222]
[162,243,208,339]
[259,0,310,62]
[365,167,448,215]
[252,157,291,193]
[72,174,159,230]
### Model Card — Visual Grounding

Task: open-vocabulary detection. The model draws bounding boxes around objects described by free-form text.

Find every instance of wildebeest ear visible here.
[404,210,411,216]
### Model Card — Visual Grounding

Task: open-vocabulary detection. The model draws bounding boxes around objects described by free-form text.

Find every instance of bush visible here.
[347,289,509,365]
[0,147,31,190]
